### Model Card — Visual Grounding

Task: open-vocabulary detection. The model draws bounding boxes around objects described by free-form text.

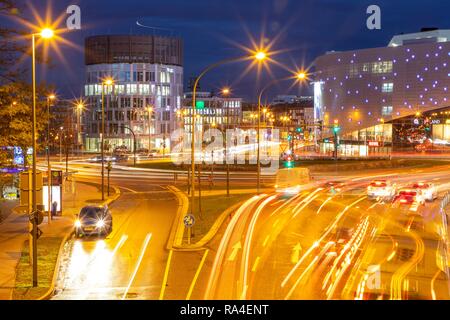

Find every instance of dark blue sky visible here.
[26,0,450,101]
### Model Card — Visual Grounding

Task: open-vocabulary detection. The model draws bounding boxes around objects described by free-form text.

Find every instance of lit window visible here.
[382,83,394,93]
[381,106,393,116]
[372,61,393,74]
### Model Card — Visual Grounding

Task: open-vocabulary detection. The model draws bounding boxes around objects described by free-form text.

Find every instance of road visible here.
[43,159,450,300]
[46,159,269,300]
[202,165,450,300]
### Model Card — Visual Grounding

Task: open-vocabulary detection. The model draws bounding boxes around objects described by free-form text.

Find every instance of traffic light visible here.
[333,119,341,134]
[296,127,303,133]
[195,100,205,109]
[287,135,292,141]
[284,160,294,168]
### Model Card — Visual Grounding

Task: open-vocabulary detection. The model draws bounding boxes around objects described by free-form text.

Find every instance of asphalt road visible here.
[45,159,450,300]
[201,165,450,300]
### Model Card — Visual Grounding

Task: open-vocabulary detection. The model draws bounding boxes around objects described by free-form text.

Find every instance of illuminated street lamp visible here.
[221,87,231,197]
[30,27,55,287]
[189,50,270,239]
[46,93,56,226]
[146,106,154,151]
[256,70,307,193]
[101,77,114,201]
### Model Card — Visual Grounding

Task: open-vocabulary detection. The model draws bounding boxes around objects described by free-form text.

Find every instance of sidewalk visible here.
[0,179,109,300]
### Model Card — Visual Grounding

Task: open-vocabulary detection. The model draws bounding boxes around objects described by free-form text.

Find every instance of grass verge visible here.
[133,159,450,173]
[12,237,62,300]
[189,192,253,241]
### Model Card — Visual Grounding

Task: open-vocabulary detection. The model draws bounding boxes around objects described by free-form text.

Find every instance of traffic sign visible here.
[29,210,44,225]
[183,214,195,228]
[30,227,43,240]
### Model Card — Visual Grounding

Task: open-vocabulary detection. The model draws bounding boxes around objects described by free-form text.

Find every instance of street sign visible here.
[29,210,44,225]
[29,227,43,240]
[183,214,195,228]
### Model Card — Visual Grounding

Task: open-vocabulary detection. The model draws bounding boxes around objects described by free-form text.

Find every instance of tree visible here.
[0,82,50,166]
[0,0,26,83]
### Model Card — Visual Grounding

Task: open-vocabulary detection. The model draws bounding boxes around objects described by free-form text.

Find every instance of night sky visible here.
[23,0,450,101]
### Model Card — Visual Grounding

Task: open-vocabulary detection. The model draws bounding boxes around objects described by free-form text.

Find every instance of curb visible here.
[173,200,245,251]
[35,182,121,300]
[166,187,249,252]
[166,185,189,250]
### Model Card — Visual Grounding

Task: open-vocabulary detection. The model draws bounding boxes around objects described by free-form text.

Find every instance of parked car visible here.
[393,189,426,206]
[367,180,396,200]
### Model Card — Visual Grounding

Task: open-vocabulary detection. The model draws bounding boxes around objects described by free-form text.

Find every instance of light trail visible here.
[186,249,209,300]
[204,195,264,299]
[240,195,277,299]
[122,233,152,300]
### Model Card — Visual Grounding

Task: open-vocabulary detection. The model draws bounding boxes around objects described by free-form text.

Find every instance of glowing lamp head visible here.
[40,28,54,39]
[222,88,230,95]
[255,51,267,61]
[297,72,307,80]
[48,94,56,100]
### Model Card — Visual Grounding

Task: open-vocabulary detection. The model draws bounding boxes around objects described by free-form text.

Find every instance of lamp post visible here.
[146,106,154,151]
[76,102,84,157]
[101,78,114,201]
[189,52,268,244]
[46,94,55,225]
[31,27,54,287]
[256,71,307,194]
[221,87,231,197]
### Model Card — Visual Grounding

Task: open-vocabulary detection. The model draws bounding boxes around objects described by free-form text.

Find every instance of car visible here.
[410,182,438,201]
[74,205,113,238]
[367,180,396,200]
[393,189,426,206]
[323,181,345,193]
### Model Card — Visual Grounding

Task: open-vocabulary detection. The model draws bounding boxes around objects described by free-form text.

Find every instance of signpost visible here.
[184,214,195,245]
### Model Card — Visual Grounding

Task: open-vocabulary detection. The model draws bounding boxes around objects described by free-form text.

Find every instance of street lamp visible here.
[101,77,114,201]
[256,71,308,193]
[76,102,84,156]
[31,27,55,287]
[221,87,231,197]
[189,50,269,240]
[146,106,154,151]
[46,94,56,225]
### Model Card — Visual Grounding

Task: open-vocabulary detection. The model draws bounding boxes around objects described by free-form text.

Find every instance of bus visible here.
[275,167,312,194]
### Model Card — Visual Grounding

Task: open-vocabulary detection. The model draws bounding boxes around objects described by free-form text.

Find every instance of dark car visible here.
[74,205,113,238]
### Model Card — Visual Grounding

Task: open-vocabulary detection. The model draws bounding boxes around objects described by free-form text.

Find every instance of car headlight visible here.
[75,220,82,228]
[96,220,105,228]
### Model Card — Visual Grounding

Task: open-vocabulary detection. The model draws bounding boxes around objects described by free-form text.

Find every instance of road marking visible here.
[120,186,138,193]
[159,249,173,300]
[291,243,302,264]
[121,233,152,300]
[252,257,261,272]
[262,235,270,247]
[227,241,242,262]
[186,249,209,300]
[317,196,333,214]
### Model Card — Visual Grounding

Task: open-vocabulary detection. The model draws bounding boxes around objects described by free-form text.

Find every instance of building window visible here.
[382,82,394,93]
[381,106,393,116]
[163,111,170,121]
[372,61,393,74]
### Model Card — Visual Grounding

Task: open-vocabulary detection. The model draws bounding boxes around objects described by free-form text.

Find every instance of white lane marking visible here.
[121,233,152,300]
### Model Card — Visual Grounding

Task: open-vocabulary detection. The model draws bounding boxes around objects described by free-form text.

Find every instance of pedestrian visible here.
[51,201,58,218]
[208,174,214,190]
